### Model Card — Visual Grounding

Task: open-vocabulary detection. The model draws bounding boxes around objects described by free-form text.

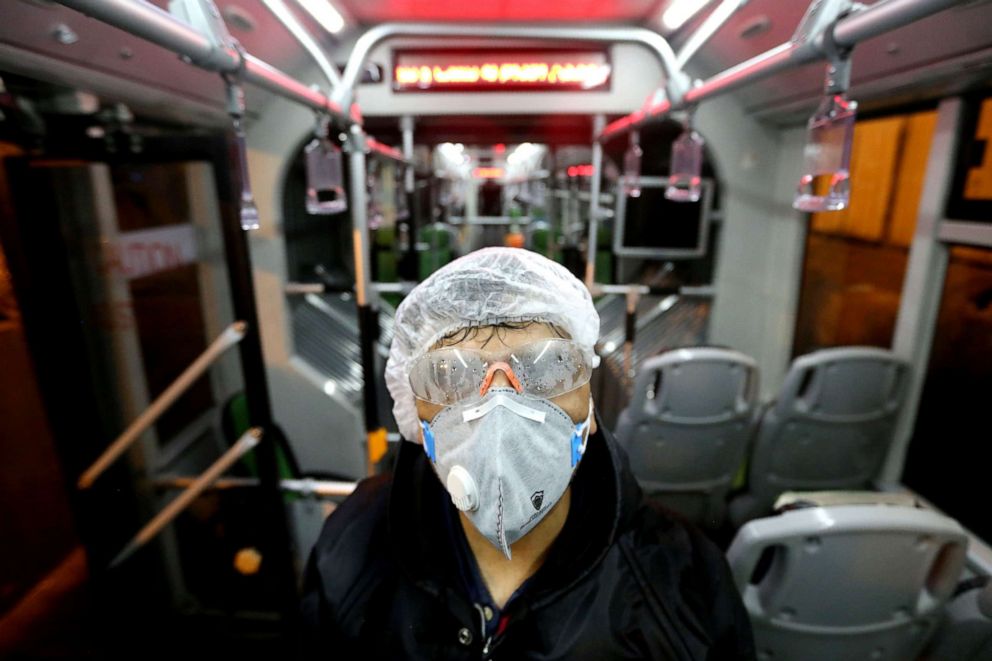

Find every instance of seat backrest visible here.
[726,504,968,661]
[747,347,909,512]
[615,347,758,524]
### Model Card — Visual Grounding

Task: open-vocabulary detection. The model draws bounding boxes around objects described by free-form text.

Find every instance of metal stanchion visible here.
[78,321,247,489]
[109,428,262,567]
[346,125,387,474]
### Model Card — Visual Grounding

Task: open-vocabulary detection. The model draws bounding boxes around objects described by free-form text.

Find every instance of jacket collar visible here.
[386,415,643,608]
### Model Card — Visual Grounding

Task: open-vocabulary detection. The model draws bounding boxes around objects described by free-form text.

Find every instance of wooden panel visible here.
[888,111,939,247]
[793,233,908,354]
[964,97,992,200]
[950,244,992,266]
[812,116,905,241]
[0,144,23,327]
[0,145,80,614]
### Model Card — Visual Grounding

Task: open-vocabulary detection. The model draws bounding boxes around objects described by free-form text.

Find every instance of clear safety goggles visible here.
[409,338,593,406]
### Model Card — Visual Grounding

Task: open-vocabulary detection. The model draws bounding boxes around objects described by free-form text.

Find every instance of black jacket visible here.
[300,421,755,660]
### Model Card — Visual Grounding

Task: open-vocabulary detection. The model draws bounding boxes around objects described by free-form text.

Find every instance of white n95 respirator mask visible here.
[420,387,592,559]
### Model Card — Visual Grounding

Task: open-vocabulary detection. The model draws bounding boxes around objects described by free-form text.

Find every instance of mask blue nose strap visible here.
[570,419,589,467]
[421,420,437,463]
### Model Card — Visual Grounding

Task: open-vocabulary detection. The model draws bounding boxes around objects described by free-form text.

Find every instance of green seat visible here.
[417,224,454,279]
[221,393,297,484]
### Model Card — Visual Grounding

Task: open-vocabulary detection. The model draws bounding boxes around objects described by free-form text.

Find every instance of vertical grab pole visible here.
[401,115,415,195]
[400,115,418,281]
[585,114,606,290]
[624,288,640,392]
[213,132,298,618]
[347,125,386,469]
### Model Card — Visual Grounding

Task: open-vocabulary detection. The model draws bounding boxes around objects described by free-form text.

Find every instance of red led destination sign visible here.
[472,167,505,179]
[393,49,611,92]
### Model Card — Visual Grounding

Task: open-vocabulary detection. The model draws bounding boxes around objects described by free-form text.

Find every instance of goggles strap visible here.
[571,397,594,467]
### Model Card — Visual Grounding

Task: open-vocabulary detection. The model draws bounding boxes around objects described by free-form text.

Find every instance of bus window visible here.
[904,244,992,542]
[792,111,938,355]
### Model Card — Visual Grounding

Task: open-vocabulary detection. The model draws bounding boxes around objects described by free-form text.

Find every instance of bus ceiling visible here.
[0,0,986,133]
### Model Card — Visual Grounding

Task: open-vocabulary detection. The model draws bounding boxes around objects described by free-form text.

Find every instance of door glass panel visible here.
[945,95,992,223]
[0,183,78,614]
[110,163,217,442]
[904,245,992,541]
[44,161,238,450]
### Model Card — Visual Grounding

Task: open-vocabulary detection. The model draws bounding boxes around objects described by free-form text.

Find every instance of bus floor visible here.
[0,546,287,660]
[0,547,99,659]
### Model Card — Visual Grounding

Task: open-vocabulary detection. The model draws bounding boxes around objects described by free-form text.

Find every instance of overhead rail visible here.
[54,0,350,125]
[334,23,690,110]
[77,321,247,489]
[366,136,412,166]
[599,0,969,142]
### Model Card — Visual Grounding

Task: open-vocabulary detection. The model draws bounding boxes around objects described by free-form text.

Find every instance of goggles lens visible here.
[409,338,593,406]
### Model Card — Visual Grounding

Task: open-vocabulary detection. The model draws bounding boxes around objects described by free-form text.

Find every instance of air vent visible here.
[738,14,772,40]
[223,4,257,33]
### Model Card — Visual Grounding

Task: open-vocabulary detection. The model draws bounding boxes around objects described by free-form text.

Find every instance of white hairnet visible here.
[385,247,600,443]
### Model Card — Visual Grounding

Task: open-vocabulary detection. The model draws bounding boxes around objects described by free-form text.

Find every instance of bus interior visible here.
[1,0,991,658]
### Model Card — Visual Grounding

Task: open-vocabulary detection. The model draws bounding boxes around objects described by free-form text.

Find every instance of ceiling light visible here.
[296,0,345,34]
[661,0,711,32]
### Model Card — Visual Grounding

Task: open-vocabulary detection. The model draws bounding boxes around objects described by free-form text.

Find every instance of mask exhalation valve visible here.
[446,465,480,512]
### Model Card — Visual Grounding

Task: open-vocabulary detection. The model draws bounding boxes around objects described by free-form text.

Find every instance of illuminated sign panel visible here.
[393,49,611,92]
[472,167,505,179]
[567,164,596,177]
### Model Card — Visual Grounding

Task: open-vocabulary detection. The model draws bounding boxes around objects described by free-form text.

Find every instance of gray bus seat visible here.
[729,347,910,526]
[726,504,968,661]
[614,347,758,528]
[774,490,918,511]
[923,573,992,661]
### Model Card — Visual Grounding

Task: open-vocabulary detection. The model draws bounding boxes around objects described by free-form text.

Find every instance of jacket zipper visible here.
[473,603,492,659]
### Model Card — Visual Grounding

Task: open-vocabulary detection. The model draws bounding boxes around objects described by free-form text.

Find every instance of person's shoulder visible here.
[299,474,396,652]
[308,473,393,586]
[623,497,704,558]
[314,473,392,548]
[624,498,734,594]
[619,498,757,659]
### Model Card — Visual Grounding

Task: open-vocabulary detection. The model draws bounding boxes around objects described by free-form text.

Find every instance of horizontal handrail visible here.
[365,137,411,165]
[285,281,418,295]
[153,475,358,498]
[54,0,350,124]
[599,0,967,141]
[590,283,715,298]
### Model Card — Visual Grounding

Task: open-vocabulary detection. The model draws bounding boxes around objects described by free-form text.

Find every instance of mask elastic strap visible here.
[421,420,437,462]
[570,397,594,467]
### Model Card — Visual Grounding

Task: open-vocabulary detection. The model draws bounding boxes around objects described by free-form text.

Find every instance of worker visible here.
[300,247,754,659]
